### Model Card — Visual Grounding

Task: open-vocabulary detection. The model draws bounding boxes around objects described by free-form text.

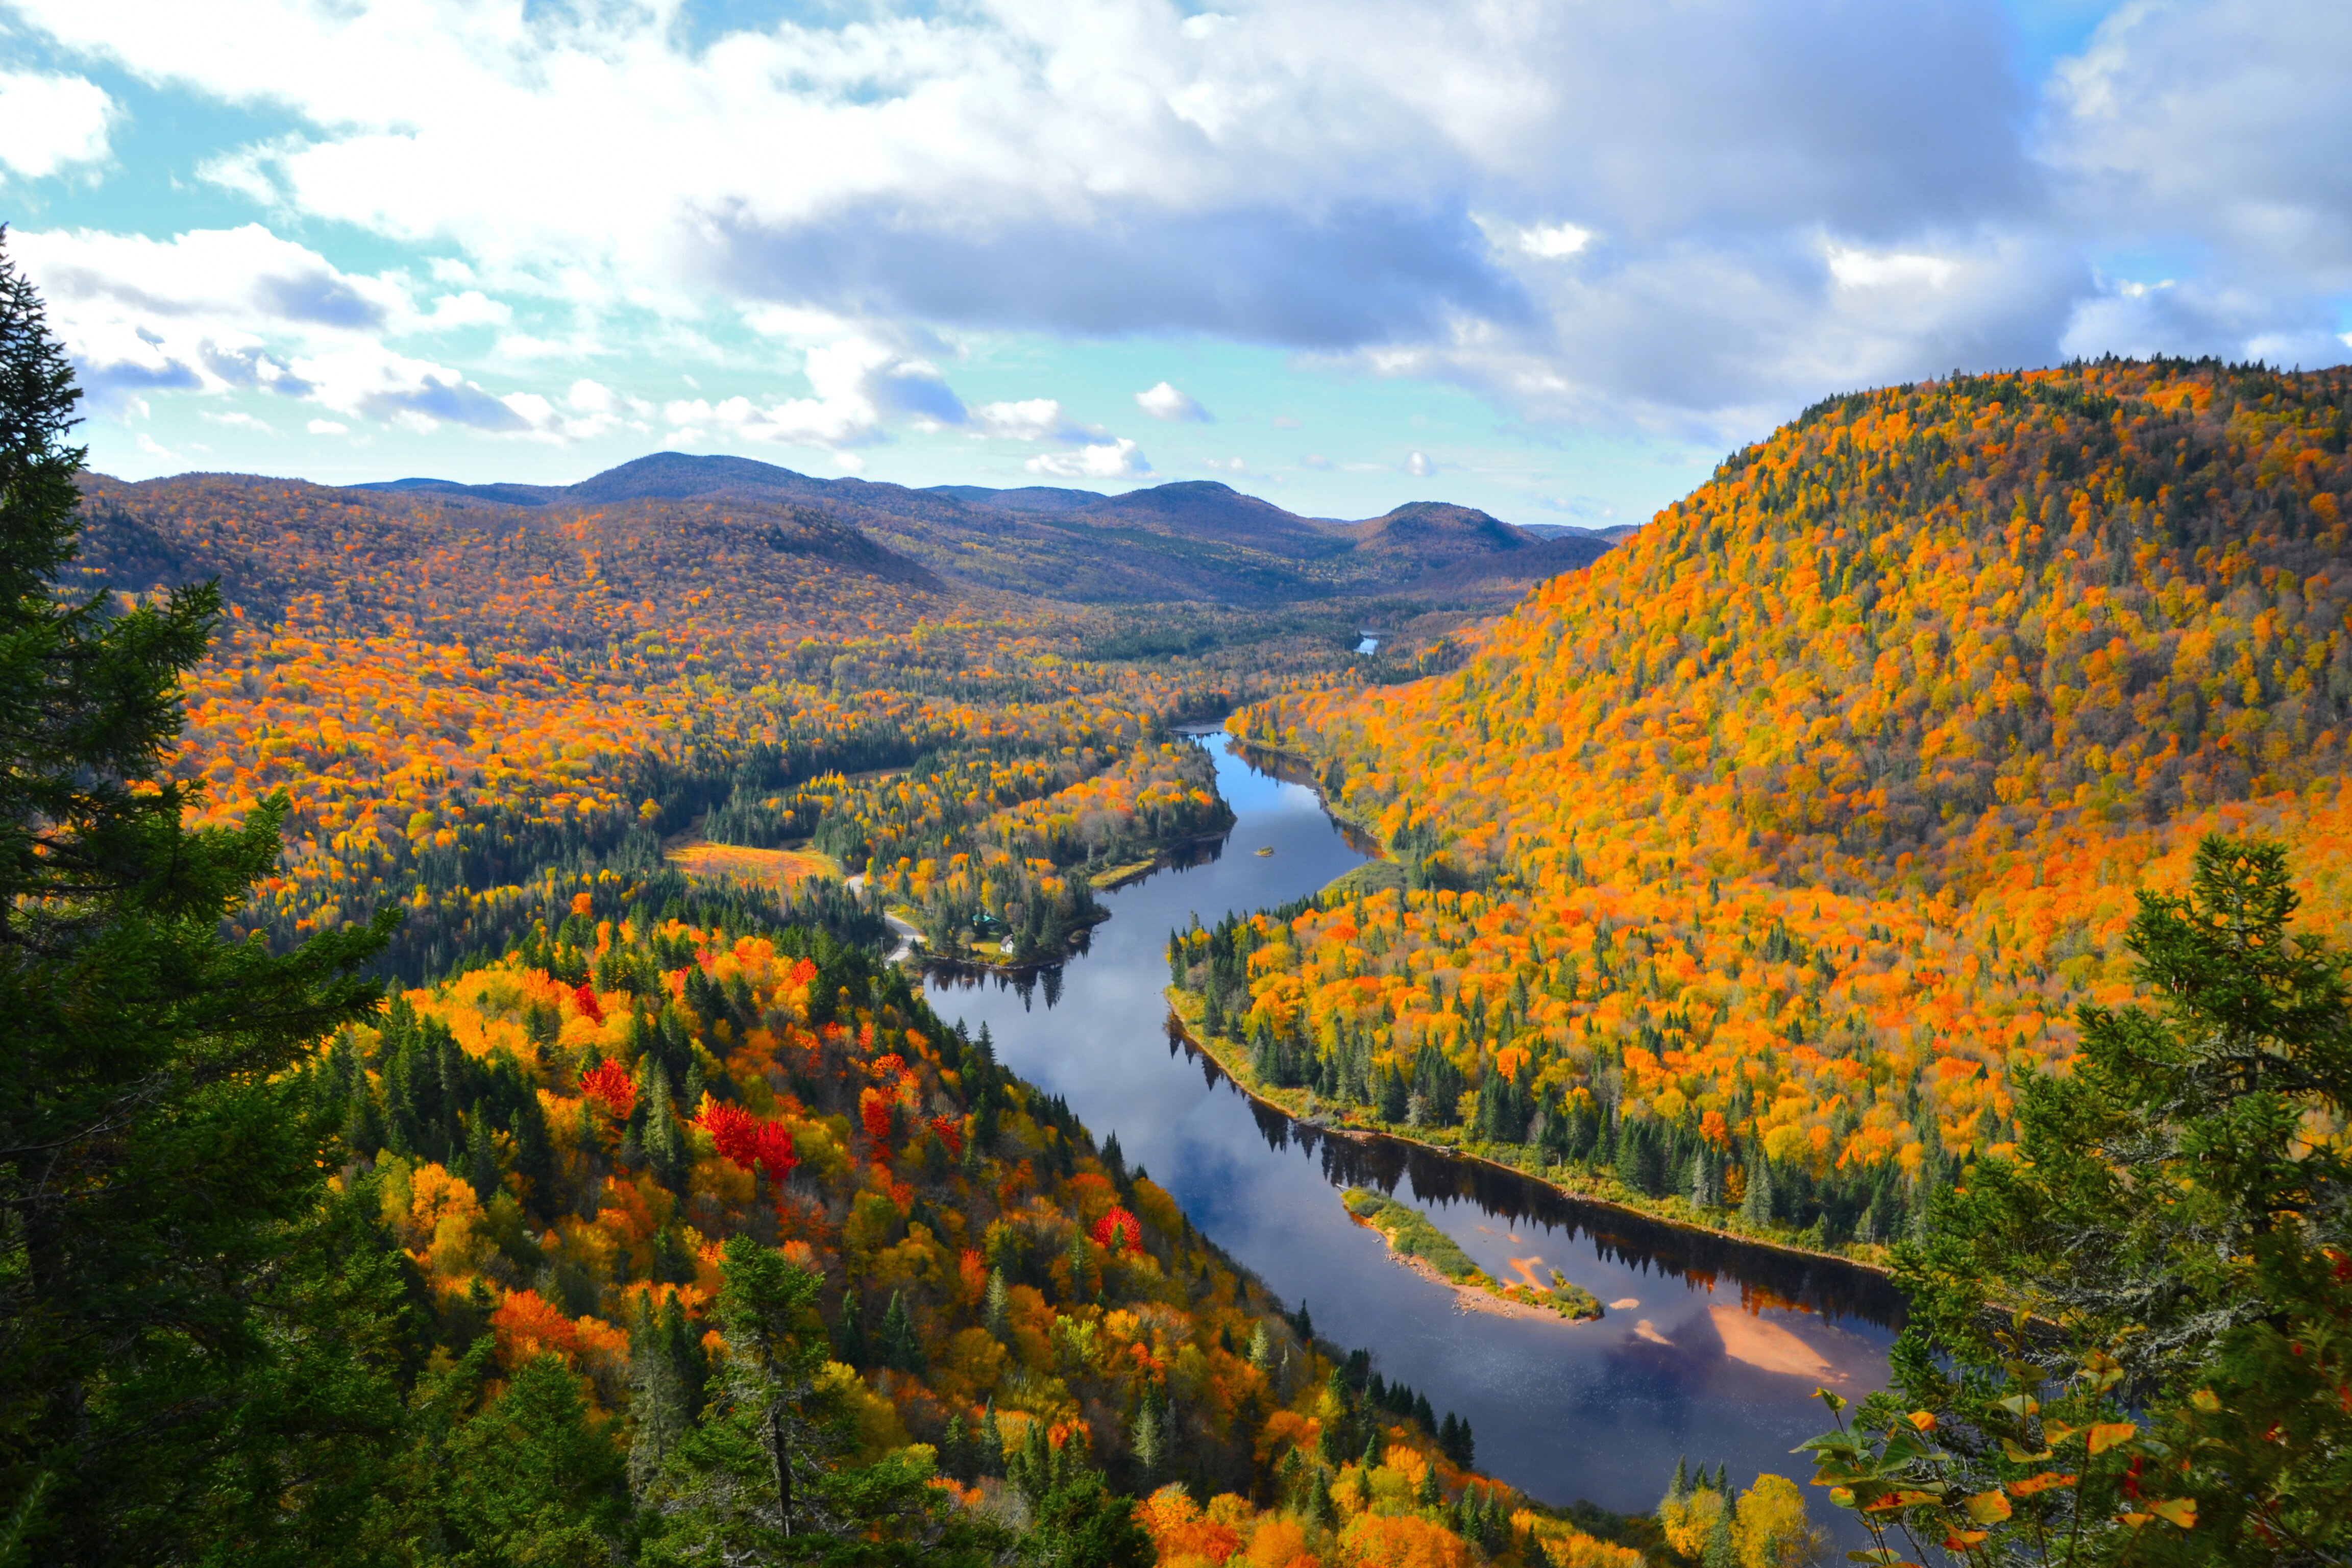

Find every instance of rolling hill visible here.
[338,453,1610,605]
[1218,358,2352,1255]
[75,472,944,641]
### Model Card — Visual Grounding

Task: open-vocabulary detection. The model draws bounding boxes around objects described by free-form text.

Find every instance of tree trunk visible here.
[769,1402,792,1537]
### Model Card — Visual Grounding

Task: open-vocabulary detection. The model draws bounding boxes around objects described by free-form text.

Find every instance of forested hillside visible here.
[72,473,1345,981]
[280,881,1652,1563]
[1217,359,2352,1254]
[358,453,1598,606]
[5,231,1682,1567]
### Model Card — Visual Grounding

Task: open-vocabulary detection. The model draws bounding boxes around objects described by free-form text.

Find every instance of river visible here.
[922,734,1900,1530]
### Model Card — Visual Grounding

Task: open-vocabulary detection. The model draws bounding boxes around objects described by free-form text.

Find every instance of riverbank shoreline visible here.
[1163,990,1899,1287]
[1089,828,1234,893]
[902,827,1237,976]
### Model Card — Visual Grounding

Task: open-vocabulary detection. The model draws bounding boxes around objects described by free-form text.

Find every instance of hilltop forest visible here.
[1215,358,2352,1258]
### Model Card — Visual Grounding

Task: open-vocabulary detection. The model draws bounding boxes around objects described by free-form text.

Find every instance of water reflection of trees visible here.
[925,957,1069,1010]
[1171,1020,1907,1332]
[1229,742,1383,857]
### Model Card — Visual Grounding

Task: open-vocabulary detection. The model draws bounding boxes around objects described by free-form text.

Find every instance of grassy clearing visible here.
[1343,1187,1484,1281]
[664,841,840,890]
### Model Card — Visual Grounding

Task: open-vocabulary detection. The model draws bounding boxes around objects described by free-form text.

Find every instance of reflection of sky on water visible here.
[924,737,1897,1530]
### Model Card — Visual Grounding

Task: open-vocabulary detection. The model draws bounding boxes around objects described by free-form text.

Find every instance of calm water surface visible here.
[923,736,1899,1526]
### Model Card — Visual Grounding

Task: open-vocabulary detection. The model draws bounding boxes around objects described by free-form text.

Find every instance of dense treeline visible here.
[1221,359,2352,1259]
[74,445,1385,986]
[292,899,1651,1565]
[856,740,1234,963]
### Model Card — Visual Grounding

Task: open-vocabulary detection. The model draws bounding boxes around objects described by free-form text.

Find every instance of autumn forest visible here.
[11,213,2352,1568]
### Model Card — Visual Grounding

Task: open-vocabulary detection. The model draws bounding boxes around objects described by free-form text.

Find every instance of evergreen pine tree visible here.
[1740,1150,1774,1226]
[445,1354,632,1564]
[835,1289,869,1367]
[1701,1490,1738,1568]
[0,228,401,1563]
[465,1098,499,1201]
[1870,836,2352,1561]
[880,1289,923,1373]
[942,1411,969,1482]
[1130,1385,1163,1484]
[643,1058,687,1191]
[628,1297,691,1499]
[979,1401,1004,1478]
[985,1266,1011,1336]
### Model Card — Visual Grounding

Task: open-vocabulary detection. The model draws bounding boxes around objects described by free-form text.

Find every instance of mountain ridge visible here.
[105,451,1624,607]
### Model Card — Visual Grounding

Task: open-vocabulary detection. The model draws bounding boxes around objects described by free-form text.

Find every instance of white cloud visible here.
[659,336,964,448]
[6,0,2062,426]
[307,418,348,434]
[1517,223,1594,260]
[200,409,276,433]
[1301,453,1331,469]
[10,224,663,440]
[10,0,2349,447]
[1026,438,1150,478]
[291,342,529,432]
[0,69,116,180]
[1202,456,1245,472]
[1827,247,1958,291]
[1405,451,1432,477]
[1135,381,1210,422]
[420,289,512,330]
[972,398,1099,443]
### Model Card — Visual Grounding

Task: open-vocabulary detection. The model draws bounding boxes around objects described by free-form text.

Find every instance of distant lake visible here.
[924,733,1898,1533]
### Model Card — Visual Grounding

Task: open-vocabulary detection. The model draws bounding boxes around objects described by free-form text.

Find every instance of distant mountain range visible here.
[83,451,1626,609]
[337,452,1623,606]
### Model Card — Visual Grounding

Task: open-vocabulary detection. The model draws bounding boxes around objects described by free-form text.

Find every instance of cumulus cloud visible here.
[11,223,666,440]
[661,337,965,449]
[1513,223,1593,260]
[9,0,2349,444]
[1026,438,1150,479]
[1405,451,1432,477]
[1135,381,1210,421]
[972,398,1104,443]
[2044,0,2352,364]
[0,69,116,180]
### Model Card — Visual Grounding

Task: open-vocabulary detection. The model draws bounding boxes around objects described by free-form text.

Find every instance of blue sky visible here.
[3,0,2347,526]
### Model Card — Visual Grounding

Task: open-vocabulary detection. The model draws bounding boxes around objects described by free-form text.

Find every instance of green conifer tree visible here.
[1701,1490,1737,1568]
[465,1098,499,1201]
[985,1266,1011,1336]
[0,227,401,1564]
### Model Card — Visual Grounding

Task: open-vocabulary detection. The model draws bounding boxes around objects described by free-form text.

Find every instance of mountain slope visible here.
[74,473,943,638]
[1216,359,2352,1255]
[339,452,1602,605]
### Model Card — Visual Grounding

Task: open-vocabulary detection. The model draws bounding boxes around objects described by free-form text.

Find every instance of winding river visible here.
[922,735,1901,1531]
